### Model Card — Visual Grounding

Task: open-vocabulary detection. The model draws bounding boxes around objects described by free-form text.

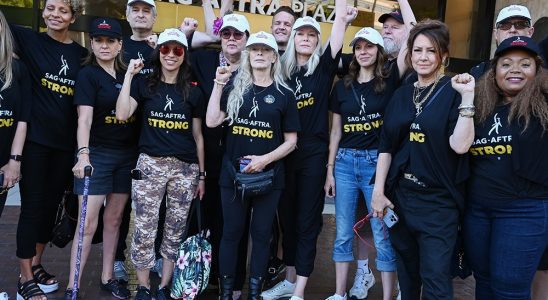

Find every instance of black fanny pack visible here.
[224,157,275,201]
[235,169,274,199]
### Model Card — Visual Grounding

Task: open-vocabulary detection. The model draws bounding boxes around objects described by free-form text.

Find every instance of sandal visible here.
[31,264,59,293]
[17,278,46,300]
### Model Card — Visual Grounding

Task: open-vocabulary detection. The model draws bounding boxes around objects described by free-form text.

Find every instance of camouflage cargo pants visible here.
[131,153,198,270]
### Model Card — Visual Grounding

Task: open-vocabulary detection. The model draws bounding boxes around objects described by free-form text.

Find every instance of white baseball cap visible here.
[495,5,531,24]
[292,16,321,34]
[349,27,384,48]
[127,0,156,8]
[246,31,278,52]
[220,14,250,34]
[157,28,188,48]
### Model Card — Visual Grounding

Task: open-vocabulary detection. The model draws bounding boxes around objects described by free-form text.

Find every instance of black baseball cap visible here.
[494,36,540,56]
[378,9,404,24]
[89,18,122,39]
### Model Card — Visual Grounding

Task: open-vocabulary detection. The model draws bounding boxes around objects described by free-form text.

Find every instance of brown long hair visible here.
[343,44,388,94]
[405,19,450,72]
[475,55,548,132]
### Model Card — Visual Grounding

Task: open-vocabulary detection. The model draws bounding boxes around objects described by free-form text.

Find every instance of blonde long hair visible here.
[280,29,323,79]
[226,50,293,124]
[0,11,14,92]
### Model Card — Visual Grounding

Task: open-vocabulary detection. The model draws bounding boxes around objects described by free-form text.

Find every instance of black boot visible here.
[247,277,264,300]
[219,275,234,300]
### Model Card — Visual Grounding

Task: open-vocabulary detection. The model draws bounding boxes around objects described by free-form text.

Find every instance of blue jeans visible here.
[464,198,548,300]
[332,148,397,272]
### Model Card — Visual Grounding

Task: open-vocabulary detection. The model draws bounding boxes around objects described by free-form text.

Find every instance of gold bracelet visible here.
[459,110,475,118]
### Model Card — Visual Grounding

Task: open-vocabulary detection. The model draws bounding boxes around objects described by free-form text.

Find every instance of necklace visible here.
[412,76,441,116]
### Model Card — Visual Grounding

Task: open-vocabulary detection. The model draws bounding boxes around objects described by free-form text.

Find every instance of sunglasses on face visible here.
[496,20,530,30]
[159,45,185,57]
[220,29,245,40]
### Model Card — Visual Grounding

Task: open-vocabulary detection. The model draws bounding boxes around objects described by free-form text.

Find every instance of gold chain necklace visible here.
[413,76,441,116]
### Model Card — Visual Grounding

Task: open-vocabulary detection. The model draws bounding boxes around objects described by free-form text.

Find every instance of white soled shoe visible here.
[260,279,296,300]
[348,268,375,299]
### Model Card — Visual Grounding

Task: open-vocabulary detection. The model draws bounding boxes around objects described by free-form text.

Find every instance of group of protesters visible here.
[0,0,546,300]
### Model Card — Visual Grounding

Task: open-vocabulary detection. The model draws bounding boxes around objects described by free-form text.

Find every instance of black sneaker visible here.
[135,286,153,300]
[100,279,130,299]
[265,257,286,284]
[156,286,172,300]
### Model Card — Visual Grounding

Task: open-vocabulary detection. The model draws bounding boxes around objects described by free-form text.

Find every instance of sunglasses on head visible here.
[496,20,530,30]
[220,29,245,40]
[159,44,185,57]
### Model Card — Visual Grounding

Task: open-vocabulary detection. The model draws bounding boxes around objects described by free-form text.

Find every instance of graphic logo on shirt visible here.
[264,95,275,104]
[359,94,367,115]
[138,52,145,62]
[488,113,502,136]
[294,77,302,96]
[59,55,69,76]
[249,98,259,118]
[164,94,174,111]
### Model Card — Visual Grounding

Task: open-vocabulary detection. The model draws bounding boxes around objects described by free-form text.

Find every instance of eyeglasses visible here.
[159,45,185,57]
[496,20,530,30]
[220,29,245,40]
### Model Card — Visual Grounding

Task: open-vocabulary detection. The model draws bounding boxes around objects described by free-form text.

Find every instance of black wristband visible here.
[198,171,206,177]
[10,154,23,162]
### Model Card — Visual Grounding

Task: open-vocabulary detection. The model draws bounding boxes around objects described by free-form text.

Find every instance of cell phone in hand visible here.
[239,158,251,172]
[383,208,399,228]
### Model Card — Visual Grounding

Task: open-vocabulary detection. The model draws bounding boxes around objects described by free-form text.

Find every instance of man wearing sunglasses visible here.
[470,4,535,80]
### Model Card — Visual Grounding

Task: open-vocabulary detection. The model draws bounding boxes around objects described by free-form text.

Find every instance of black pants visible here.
[17,141,73,258]
[279,148,327,277]
[390,179,459,300]
[0,192,7,219]
[219,187,282,278]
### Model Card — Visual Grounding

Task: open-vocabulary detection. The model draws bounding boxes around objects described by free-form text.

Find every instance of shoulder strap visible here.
[421,80,451,112]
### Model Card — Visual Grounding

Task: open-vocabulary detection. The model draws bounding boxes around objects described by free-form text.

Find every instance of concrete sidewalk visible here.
[0,189,475,299]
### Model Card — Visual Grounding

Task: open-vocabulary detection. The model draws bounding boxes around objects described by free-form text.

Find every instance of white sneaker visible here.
[348,268,375,299]
[113,260,129,282]
[151,258,163,278]
[325,293,347,300]
[0,292,8,300]
[260,280,296,300]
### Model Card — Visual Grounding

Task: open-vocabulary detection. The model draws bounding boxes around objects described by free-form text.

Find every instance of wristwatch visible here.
[10,154,23,162]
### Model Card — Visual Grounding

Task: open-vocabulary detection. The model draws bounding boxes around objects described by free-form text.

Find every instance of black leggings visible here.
[17,141,73,259]
[279,149,327,277]
[219,187,282,278]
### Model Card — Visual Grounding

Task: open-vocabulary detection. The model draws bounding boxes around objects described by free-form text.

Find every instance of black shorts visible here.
[74,146,137,195]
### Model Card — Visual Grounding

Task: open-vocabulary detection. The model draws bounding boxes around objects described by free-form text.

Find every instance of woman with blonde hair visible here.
[0,11,30,219]
[9,0,88,298]
[206,31,300,299]
[261,1,356,299]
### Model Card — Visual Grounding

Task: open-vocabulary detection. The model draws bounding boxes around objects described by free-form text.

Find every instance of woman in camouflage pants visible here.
[116,28,206,300]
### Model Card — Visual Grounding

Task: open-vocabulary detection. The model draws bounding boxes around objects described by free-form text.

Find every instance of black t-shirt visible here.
[379,76,468,209]
[0,60,31,166]
[10,25,88,151]
[286,44,340,146]
[131,77,205,163]
[122,37,154,76]
[219,83,301,189]
[468,104,548,202]
[74,65,140,149]
[329,66,400,149]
